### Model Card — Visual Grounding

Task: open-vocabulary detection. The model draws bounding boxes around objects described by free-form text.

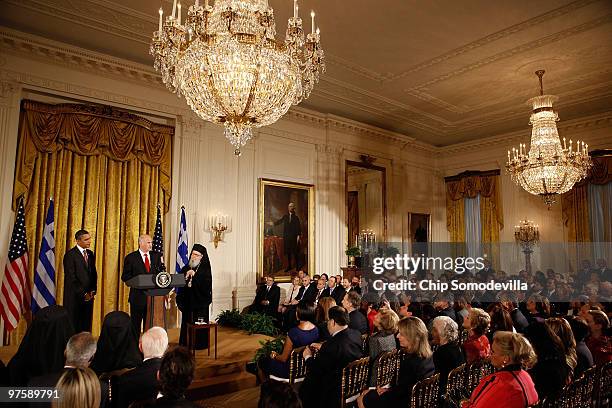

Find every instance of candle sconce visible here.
[208,214,231,248]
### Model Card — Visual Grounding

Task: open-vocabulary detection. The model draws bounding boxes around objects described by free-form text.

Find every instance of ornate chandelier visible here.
[506,70,592,206]
[151,0,325,155]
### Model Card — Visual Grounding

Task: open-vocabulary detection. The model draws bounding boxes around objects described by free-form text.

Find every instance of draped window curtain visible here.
[446,170,503,263]
[10,100,173,342]
[563,152,612,266]
[464,196,482,261]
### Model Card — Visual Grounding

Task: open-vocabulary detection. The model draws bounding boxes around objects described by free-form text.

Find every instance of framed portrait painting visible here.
[407,212,430,257]
[259,179,315,282]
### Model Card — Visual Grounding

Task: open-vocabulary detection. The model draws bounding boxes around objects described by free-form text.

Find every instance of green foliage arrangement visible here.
[345,246,361,257]
[252,335,285,363]
[215,309,242,327]
[239,312,279,337]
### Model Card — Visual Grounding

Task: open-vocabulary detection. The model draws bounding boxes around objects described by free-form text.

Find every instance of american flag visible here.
[152,204,164,256]
[0,198,31,331]
[32,198,56,314]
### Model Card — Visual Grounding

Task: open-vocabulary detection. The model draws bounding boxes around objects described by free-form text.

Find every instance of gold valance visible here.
[14,100,173,210]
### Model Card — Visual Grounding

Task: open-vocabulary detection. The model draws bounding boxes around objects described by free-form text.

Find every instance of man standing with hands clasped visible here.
[63,229,97,332]
[122,234,162,334]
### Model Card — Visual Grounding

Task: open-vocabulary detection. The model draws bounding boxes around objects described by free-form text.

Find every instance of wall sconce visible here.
[208,214,231,248]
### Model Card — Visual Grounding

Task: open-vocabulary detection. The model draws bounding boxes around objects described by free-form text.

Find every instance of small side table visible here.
[186,321,218,359]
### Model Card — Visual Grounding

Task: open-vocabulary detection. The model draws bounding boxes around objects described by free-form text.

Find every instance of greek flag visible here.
[176,206,189,274]
[32,198,55,313]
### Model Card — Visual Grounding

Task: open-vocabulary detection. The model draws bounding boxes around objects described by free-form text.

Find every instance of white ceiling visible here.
[1,0,611,146]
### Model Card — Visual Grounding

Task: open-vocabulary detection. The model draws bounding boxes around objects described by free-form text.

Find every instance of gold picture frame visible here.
[258,178,315,282]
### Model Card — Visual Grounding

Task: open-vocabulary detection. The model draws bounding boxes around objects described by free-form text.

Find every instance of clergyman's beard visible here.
[189,259,200,269]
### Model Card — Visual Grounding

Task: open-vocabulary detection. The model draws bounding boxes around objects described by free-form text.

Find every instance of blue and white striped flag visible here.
[176,206,188,274]
[32,198,55,313]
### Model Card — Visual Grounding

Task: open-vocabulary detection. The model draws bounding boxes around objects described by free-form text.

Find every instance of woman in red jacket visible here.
[462,331,538,408]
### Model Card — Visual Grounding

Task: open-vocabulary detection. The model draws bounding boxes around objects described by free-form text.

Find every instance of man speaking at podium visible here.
[177,243,212,348]
[122,234,162,333]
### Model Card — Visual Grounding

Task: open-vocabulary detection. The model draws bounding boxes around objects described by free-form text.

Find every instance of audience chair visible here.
[340,357,370,408]
[100,367,133,405]
[268,346,308,384]
[360,333,369,355]
[410,373,440,408]
[458,329,469,347]
[536,366,596,408]
[596,360,611,408]
[374,350,399,388]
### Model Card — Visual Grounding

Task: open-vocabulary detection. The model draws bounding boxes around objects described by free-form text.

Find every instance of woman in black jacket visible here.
[357,316,434,408]
[432,315,465,394]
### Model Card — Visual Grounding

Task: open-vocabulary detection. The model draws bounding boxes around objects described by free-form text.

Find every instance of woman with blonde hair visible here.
[358,317,434,408]
[462,307,491,364]
[367,308,400,386]
[462,331,538,407]
[53,367,100,408]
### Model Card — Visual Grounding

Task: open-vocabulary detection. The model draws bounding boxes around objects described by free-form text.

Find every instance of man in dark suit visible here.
[300,306,363,408]
[321,276,346,306]
[298,275,317,305]
[113,327,168,408]
[252,276,281,316]
[121,234,162,334]
[28,332,108,407]
[271,202,302,272]
[342,291,368,334]
[63,230,97,332]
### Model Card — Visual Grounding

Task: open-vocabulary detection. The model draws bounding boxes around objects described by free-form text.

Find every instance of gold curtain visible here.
[561,152,612,269]
[445,170,503,243]
[10,100,173,343]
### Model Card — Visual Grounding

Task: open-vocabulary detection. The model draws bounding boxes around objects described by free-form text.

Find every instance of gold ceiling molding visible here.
[439,111,612,156]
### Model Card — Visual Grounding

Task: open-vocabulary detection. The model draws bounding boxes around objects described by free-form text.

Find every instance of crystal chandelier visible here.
[151,0,325,155]
[506,70,592,206]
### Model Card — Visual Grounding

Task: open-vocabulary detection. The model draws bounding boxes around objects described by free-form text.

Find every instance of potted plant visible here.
[345,246,361,267]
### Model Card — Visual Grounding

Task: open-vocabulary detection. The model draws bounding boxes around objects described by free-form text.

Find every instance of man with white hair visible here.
[114,326,169,408]
[122,234,163,333]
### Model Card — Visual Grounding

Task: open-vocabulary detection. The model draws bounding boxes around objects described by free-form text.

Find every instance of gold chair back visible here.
[411,373,440,408]
[288,346,307,384]
[341,357,370,408]
[458,329,469,347]
[375,350,399,388]
[361,333,369,355]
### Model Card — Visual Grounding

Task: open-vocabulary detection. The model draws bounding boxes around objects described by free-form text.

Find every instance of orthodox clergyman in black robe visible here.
[177,243,213,348]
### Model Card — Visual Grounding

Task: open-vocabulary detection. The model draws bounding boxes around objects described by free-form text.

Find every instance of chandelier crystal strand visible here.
[505,70,592,206]
[151,0,325,156]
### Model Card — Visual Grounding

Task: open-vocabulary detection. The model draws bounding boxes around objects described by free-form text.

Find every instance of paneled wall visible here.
[0,29,610,323]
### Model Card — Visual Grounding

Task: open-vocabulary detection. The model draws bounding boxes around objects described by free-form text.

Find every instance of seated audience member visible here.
[358,316,434,408]
[455,296,469,328]
[431,316,465,394]
[315,297,336,341]
[252,275,281,317]
[341,277,352,293]
[297,275,317,305]
[568,316,594,377]
[299,306,363,408]
[434,292,457,323]
[53,367,101,408]
[321,276,346,306]
[462,331,538,407]
[313,278,327,305]
[150,346,198,407]
[350,276,362,294]
[499,293,529,333]
[362,292,381,334]
[259,303,319,380]
[258,380,302,408]
[91,311,142,375]
[526,322,571,400]
[367,308,399,386]
[8,305,75,385]
[343,291,369,334]
[487,303,514,342]
[279,276,302,314]
[545,318,577,374]
[113,327,169,408]
[462,307,491,364]
[28,331,97,386]
[525,294,550,324]
[585,310,612,365]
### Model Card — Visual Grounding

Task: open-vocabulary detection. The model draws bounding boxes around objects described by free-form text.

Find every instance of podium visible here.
[126,273,186,330]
